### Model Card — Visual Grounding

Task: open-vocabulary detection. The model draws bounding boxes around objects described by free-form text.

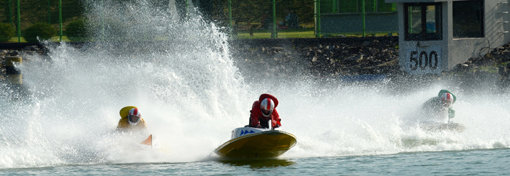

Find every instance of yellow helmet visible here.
[119,106,137,118]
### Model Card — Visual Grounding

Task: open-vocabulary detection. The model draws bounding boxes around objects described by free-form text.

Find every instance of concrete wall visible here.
[448,0,508,70]
[392,0,510,74]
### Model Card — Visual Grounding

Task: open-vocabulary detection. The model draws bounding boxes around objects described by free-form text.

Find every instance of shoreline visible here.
[1,38,509,89]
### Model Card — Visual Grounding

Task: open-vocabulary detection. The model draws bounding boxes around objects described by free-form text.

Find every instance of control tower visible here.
[386,0,510,74]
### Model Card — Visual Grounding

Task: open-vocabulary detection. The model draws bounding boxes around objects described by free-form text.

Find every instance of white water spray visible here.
[1,0,510,169]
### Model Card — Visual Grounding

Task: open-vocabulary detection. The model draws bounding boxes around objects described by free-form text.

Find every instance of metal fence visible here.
[318,0,397,36]
[1,0,83,42]
[0,0,398,43]
[214,0,397,38]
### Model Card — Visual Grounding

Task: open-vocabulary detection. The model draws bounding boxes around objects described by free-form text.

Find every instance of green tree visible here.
[23,23,56,42]
[0,23,16,42]
[65,18,87,41]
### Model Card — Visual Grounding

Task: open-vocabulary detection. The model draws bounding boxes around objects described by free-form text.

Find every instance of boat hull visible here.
[215,129,296,159]
[420,122,465,132]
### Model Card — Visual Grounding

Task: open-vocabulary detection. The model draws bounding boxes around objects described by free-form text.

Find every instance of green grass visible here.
[237,30,397,39]
[237,32,272,39]
[3,31,399,42]
[7,36,27,42]
[237,31,315,39]
[6,36,71,43]
[276,31,316,38]
[324,32,398,38]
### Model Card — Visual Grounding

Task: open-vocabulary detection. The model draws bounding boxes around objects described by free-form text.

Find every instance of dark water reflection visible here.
[218,158,295,168]
[2,150,510,175]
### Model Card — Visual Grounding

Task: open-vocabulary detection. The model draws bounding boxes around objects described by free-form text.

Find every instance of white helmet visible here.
[440,92,454,107]
[128,108,141,125]
[260,98,275,117]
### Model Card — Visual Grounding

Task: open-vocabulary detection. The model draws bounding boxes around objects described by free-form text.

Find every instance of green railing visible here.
[0,0,397,43]
[1,0,82,43]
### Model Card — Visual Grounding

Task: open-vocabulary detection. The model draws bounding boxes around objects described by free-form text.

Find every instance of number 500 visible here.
[409,51,438,70]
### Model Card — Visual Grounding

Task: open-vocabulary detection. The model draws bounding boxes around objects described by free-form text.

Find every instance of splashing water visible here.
[1,0,245,168]
[1,0,510,169]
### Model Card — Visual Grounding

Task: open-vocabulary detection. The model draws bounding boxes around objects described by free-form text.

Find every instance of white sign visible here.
[405,46,442,74]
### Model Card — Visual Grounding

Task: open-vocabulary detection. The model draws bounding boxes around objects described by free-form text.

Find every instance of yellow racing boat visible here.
[215,127,297,159]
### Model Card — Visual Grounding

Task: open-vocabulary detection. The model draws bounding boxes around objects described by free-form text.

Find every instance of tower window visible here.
[404,3,442,41]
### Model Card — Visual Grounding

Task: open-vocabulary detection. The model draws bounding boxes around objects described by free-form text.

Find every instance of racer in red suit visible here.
[248,93,281,129]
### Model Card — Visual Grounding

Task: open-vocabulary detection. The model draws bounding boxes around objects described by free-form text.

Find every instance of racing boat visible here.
[420,122,465,132]
[141,134,152,146]
[215,127,297,159]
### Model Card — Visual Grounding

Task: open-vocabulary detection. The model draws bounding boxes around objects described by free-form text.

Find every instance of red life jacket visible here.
[249,94,281,129]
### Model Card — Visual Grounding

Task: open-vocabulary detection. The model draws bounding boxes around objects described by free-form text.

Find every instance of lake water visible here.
[1,0,510,175]
[2,149,509,175]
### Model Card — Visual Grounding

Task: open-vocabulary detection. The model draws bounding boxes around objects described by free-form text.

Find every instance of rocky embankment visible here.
[0,45,43,81]
[446,43,510,89]
[0,50,18,80]
[231,37,401,81]
[451,43,510,76]
[232,37,510,90]
[2,37,510,87]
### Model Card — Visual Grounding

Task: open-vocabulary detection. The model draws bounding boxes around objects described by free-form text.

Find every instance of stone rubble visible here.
[2,37,510,88]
